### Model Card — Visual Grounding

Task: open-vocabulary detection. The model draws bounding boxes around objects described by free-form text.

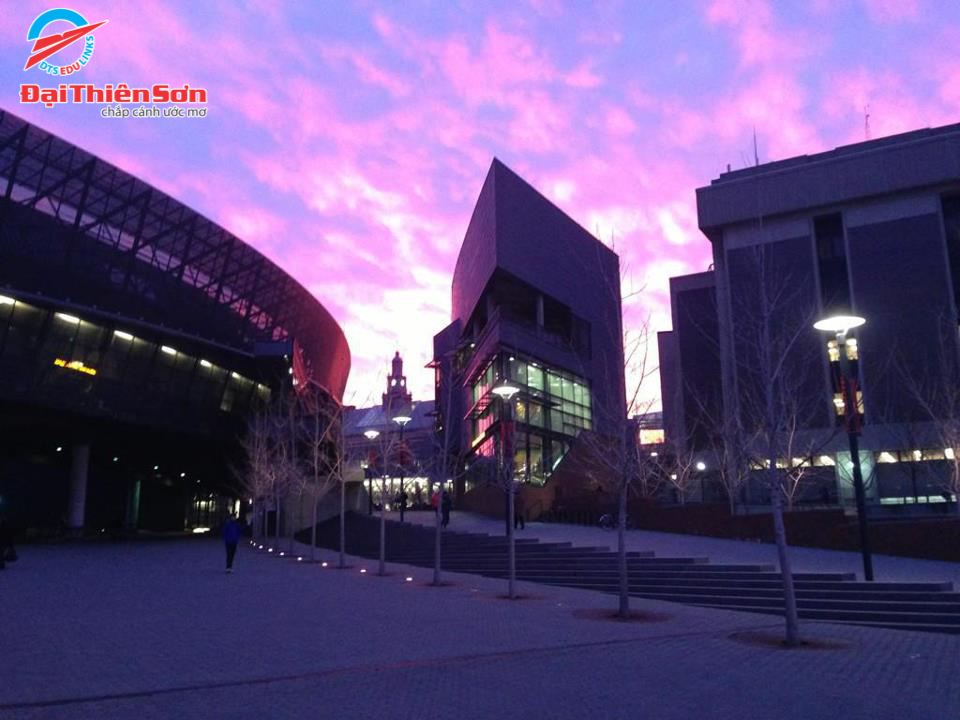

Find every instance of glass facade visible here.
[468,351,591,484]
[0,294,268,428]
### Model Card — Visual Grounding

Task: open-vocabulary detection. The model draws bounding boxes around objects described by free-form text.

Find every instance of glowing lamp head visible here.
[696,461,707,471]
[363,429,381,440]
[813,315,866,334]
[491,381,520,400]
[393,414,412,426]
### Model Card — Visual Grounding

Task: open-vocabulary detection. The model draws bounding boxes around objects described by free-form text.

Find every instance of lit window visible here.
[639,428,664,445]
[815,455,836,467]
[833,393,845,415]
[827,340,840,363]
[913,449,922,461]
[946,448,956,460]
[845,338,859,360]
[877,451,898,464]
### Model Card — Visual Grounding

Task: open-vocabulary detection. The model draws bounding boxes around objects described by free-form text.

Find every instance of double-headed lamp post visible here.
[393,411,412,523]
[363,429,380,515]
[813,314,873,581]
[492,379,521,599]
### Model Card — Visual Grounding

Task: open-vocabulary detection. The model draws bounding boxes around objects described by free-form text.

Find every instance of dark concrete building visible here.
[434,159,626,498]
[662,122,960,510]
[0,110,350,534]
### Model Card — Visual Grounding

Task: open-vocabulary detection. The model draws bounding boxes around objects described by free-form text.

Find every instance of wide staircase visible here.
[301,513,960,634]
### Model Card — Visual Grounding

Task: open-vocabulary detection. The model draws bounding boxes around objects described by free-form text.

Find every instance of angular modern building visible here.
[433,159,625,500]
[661,122,960,510]
[0,110,349,533]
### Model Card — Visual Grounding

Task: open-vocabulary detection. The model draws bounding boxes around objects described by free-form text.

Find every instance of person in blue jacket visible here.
[223,514,242,573]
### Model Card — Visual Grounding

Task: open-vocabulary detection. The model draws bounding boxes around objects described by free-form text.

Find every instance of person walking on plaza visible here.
[514,492,525,531]
[223,513,241,573]
[0,512,16,568]
[441,493,452,528]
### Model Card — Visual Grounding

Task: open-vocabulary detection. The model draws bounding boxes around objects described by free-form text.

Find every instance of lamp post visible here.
[492,379,521,599]
[814,314,873,581]
[393,411,412,523]
[363,429,380,515]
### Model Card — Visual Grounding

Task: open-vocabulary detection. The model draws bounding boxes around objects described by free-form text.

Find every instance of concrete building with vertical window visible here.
[0,110,350,535]
[661,122,960,511]
[433,158,626,504]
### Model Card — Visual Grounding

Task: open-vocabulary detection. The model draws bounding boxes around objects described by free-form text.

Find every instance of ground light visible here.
[321,562,328,567]
[360,568,367,573]
[814,313,873,581]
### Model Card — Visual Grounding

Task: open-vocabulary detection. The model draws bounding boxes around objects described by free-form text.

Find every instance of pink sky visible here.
[3,1,959,409]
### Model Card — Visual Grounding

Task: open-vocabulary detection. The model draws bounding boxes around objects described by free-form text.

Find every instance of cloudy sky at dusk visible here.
[3,1,959,408]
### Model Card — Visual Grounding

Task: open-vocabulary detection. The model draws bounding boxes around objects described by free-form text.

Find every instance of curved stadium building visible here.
[0,110,349,534]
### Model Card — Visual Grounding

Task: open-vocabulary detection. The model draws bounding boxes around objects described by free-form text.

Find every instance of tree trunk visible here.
[770,446,801,646]
[338,473,346,568]
[507,481,516,599]
[617,481,629,618]
[274,494,281,546]
[433,479,443,586]
[379,477,387,576]
[290,490,300,554]
[310,489,319,562]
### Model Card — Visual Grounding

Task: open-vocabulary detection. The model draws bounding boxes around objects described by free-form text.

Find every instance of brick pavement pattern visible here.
[2,539,958,719]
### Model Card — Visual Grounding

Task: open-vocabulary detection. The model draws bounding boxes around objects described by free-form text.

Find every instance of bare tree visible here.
[898,315,960,513]
[425,349,467,587]
[725,242,828,646]
[299,389,344,562]
[238,408,275,543]
[660,436,699,505]
[572,310,659,618]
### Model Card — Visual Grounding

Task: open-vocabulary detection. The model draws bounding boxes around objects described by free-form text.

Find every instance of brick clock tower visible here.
[382,351,413,410]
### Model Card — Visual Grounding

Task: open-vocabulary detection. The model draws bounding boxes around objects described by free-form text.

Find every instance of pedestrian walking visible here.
[398,489,408,522]
[514,492,525,530]
[441,493,452,528]
[0,513,16,568]
[223,513,242,573]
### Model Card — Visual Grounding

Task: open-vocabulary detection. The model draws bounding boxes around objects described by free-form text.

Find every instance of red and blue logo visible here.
[25,8,107,76]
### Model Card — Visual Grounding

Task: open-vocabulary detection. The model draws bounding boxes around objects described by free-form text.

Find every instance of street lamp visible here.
[814,313,873,581]
[493,379,521,599]
[393,411,412,522]
[363,429,380,515]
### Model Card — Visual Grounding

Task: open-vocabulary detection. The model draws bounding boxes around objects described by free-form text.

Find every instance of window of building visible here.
[941,195,960,314]
[814,213,851,314]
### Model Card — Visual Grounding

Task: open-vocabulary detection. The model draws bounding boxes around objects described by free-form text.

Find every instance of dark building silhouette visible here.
[0,110,350,533]
[433,158,626,498]
[662,122,960,510]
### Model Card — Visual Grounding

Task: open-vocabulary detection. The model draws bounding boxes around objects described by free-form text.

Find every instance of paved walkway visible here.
[2,538,959,719]
[401,510,960,586]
